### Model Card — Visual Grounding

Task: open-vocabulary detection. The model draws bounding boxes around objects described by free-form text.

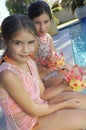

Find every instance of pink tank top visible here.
[0,59,46,130]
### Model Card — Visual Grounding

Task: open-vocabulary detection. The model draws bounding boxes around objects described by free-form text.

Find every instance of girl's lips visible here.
[20,55,29,58]
[38,31,46,36]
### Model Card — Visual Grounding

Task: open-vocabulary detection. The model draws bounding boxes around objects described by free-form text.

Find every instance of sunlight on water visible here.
[69,18,86,66]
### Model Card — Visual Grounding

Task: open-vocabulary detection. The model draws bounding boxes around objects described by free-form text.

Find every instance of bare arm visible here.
[0,70,80,118]
[37,63,65,101]
[39,78,68,100]
[49,34,56,52]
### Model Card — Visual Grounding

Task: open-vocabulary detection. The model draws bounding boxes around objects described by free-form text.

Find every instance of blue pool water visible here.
[69,18,86,66]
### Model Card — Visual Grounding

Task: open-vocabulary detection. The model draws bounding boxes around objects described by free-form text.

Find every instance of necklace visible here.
[0,55,34,75]
[0,54,35,64]
[0,55,14,65]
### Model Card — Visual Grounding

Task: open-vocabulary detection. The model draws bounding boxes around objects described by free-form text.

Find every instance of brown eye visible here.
[28,40,35,44]
[11,40,22,45]
[45,20,49,23]
[15,41,21,45]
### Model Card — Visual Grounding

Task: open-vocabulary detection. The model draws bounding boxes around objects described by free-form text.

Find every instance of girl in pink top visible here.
[1,13,86,130]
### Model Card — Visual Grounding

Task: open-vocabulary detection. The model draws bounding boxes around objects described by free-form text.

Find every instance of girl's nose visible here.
[40,23,45,30]
[22,44,28,53]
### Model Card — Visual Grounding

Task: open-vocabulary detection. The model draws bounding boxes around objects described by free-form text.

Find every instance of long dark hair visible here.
[1,13,36,42]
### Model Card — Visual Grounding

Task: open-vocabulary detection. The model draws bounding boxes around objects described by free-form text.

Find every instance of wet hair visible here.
[1,13,36,42]
[28,1,52,20]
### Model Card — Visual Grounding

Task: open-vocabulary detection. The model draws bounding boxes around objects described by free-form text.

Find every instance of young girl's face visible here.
[32,12,50,36]
[6,29,37,64]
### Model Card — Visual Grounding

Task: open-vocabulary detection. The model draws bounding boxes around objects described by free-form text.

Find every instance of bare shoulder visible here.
[47,33,53,41]
[47,33,55,51]
[0,69,19,88]
[0,69,15,80]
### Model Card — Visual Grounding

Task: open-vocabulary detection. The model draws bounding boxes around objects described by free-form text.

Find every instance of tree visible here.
[61,0,86,13]
[6,0,35,15]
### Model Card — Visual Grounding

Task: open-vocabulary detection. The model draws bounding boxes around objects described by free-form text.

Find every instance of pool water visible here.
[69,18,86,66]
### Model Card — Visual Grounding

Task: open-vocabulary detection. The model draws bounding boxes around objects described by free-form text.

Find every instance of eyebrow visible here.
[11,39,35,43]
[11,40,21,43]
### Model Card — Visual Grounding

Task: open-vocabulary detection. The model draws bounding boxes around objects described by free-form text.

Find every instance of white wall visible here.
[54,8,76,23]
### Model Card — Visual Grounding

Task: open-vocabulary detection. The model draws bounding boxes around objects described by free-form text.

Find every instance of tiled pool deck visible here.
[0,19,78,129]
